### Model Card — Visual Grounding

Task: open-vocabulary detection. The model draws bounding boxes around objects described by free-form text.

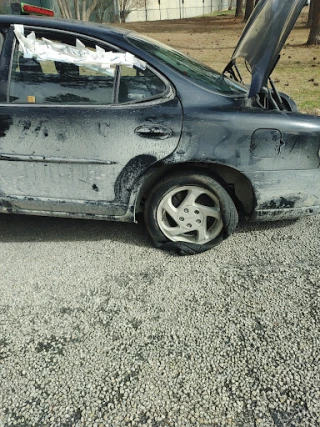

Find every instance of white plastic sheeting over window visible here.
[13,24,147,76]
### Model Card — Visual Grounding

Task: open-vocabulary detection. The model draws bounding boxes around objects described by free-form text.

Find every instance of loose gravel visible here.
[0,214,319,427]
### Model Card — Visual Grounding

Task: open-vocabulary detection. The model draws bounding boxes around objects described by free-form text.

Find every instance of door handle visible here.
[135,125,173,140]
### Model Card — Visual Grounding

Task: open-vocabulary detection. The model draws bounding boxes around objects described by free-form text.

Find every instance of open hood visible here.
[224,0,308,98]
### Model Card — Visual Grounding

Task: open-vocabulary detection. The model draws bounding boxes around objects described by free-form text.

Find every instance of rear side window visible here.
[118,64,167,103]
[128,34,248,96]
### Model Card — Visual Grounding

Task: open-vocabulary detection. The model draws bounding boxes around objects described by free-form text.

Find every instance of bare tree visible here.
[228,0,234,10]
[244,0,255,21]
[0,0,7,14]
[307,0,320,44]
[118,0,148,22]
[57,0,98,21]
[96,0,113,22]
[235,0,244,18]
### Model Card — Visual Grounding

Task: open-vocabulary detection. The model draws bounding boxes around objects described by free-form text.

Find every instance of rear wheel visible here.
[144,171,238,255]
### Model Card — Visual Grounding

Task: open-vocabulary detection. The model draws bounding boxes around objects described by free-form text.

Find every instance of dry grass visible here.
[121,9,319,114]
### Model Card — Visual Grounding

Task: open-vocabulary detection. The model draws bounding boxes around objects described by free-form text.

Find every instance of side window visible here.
[9,26,166,106]
[10,55,115,105]
[118,65,167,103]
[9,32,117,105]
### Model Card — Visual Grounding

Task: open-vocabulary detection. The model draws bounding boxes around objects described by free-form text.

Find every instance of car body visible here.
[0,0,319,255]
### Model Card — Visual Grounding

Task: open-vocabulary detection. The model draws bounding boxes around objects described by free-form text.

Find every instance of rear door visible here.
[0,25,182,217]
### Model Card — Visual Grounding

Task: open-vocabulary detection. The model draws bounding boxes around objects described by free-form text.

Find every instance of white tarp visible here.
[14,24,147,76]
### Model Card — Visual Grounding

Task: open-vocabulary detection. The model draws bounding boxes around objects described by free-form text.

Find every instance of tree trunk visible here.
[85,0,98,20]
[228,0,233,10]
[120,10,130,22]
[82,0,87,20]
[57,0,72,19]
[235,0,244,17]
[57,0,98,21]
[244,0,254,21]
[307,0,315,28]
[307,0,320,44]
[74,0,81,20]
[65,0,73,19]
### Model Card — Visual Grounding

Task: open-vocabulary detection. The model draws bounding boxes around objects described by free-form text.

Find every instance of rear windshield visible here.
[127,34,247,96]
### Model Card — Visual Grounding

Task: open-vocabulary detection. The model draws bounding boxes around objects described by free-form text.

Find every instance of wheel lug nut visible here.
[179,217,184,221]
[187,223,192,228]
[196,219,201,224]
[184,208,189,213]
[194,210,200,214]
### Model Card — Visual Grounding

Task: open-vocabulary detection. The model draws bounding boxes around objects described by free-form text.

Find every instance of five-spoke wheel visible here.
[156,185,223,245]
[144,171,238,255]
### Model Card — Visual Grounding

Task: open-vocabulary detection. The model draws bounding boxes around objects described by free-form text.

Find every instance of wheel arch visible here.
[134,161,256,220]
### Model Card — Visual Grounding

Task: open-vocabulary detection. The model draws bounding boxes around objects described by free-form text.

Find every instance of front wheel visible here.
[144,171,238,255]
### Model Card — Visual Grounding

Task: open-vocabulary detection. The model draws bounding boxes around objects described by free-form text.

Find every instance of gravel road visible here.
[0,213,319,427]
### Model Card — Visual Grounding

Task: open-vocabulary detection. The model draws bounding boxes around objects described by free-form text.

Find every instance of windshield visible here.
[127,34,247,96]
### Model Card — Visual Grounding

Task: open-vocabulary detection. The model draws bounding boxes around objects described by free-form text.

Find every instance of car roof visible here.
[0,14,130,39]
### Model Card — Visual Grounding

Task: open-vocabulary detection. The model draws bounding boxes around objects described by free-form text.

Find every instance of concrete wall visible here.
[126,0,233,23]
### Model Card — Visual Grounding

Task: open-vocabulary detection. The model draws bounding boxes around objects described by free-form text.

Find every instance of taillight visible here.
[21,3,55,17]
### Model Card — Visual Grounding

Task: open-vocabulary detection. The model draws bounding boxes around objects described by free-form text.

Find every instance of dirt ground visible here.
[121,10,320,114]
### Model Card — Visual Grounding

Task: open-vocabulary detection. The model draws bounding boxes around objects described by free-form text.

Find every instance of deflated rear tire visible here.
[144,171,238,255]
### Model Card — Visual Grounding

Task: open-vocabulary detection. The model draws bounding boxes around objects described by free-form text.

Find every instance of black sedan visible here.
[0,0,319,255]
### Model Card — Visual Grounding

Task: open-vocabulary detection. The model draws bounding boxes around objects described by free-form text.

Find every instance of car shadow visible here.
[0,214,151,248]
[0,213,299,246]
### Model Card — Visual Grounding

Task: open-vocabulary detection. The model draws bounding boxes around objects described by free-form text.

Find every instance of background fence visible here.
[126,0,235,23]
